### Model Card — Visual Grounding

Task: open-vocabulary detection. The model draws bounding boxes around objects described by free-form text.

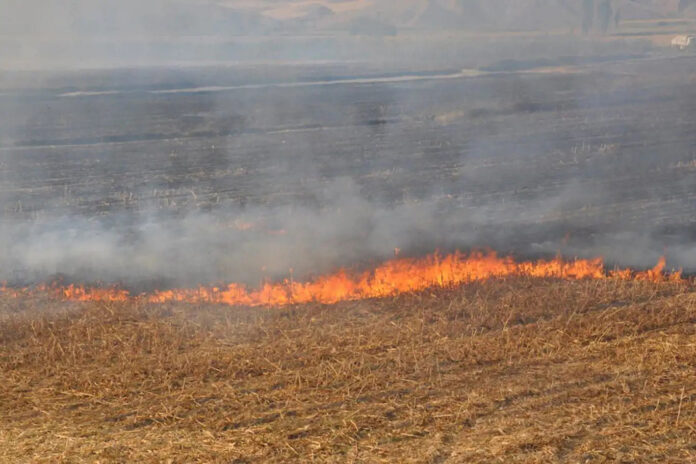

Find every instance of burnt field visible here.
[2,53,696,278]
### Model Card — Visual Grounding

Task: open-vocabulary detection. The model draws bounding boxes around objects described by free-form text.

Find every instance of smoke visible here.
[1,170,691,287]
[0,178,439,286]
[2,1,696,288]
[0,178,454,287]
[0,175,510,286]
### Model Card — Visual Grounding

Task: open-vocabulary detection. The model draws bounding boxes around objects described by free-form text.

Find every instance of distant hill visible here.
[389,0,684,31]
[4,0,692,39]
[1,0,275,37]
[260,0,693,33]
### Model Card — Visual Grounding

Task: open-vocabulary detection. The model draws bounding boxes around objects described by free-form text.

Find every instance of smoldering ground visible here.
[2,1,696,287]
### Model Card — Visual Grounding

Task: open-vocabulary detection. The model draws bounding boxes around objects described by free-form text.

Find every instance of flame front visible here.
[0,251,683,307]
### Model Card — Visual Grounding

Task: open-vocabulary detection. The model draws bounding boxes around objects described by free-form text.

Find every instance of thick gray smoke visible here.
[0,177,653,287]
[0,179,448,286]
[2,0,696,288]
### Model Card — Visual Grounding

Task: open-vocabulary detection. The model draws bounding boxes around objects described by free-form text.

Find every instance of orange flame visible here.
[0,251,684,308]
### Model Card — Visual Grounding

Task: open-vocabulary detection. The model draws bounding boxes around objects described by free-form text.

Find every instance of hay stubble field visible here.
[2,277,695,462]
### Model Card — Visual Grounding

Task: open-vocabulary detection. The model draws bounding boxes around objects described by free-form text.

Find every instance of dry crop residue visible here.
[1,277,695,462]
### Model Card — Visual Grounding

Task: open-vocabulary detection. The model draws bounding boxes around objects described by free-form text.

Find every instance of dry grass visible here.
[1,277,696,463]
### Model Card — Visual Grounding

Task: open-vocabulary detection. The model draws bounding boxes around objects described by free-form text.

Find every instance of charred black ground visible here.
[2,50,696,286]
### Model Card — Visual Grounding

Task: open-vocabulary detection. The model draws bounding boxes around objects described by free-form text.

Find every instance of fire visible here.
[0,251,684,308]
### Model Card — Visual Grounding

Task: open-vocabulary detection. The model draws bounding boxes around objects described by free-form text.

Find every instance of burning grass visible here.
[0,251,682,308]
[1,277,696,462]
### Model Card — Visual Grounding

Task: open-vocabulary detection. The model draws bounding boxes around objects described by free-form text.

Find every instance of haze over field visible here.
[4,0,695,37]
[3,0,696,69]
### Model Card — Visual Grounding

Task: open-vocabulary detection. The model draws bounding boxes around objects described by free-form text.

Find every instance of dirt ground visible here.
[1,277,695,463]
